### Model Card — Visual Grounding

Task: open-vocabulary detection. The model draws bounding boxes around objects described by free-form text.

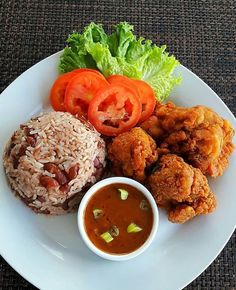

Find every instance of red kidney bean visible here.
[40,176,59,189]
[44,163,68,185]
[26,136,36,147]
[67,164,80,180]
[18,145,27,157]
[60,184,70,194]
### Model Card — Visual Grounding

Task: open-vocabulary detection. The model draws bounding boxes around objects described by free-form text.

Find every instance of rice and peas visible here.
[3,112,106,215]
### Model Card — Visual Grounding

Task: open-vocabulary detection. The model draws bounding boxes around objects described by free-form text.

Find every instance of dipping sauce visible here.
[84,183,153,254]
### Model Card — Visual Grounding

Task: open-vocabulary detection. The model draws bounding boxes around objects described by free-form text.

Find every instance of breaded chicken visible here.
[108,127,158,182]
[148,154,217,223]
[141,102,234,177]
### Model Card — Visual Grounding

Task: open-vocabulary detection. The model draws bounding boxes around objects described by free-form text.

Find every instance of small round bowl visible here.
[77,177,159,261]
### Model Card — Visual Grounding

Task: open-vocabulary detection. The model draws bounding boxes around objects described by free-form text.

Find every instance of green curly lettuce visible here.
[59,22,182,101]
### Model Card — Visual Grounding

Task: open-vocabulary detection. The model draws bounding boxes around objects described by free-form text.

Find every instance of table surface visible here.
[0,0,235,289]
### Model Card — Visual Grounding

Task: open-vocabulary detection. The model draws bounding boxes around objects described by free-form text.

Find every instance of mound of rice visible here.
[3,112,106,215]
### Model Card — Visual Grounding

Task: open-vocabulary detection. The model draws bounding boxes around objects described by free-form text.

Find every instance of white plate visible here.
[0,52,235,290]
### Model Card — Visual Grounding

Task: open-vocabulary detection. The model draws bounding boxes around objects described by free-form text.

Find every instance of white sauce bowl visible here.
[77,177,159,261]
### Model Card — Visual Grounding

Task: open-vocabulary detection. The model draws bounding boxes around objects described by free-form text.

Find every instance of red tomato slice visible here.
[88,84,142,136]
[64,72,109,116]
[132,79,156,122]
[50,71,78,111]
[107,75,139,95]
[72,68,104,78]
[107,75,156,122]
[50,69,104,112]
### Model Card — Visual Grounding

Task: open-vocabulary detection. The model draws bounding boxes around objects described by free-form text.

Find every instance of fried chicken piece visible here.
[141,102,235,177]
[148,154,217,223]
[108,127,158,182]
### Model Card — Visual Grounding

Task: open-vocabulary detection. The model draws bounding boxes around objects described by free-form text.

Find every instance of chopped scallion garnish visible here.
[140,199,149,211]
[93,208,103,219]
[127,223,143,233]
[118,188,128,200]
[109,225,119,237]
[100,231,114,243]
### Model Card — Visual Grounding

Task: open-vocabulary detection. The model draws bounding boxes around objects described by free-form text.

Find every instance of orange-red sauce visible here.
[84,183,153,254]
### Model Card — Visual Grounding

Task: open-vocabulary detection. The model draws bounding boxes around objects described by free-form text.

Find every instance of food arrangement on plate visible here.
[2,22,235,258]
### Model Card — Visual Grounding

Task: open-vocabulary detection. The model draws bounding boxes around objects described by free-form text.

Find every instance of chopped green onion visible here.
[109,225,119,237]
[127,223,143,233]
[100,232,114,243]
[140,199,149,211]
[118,188,128,200]
[93,208,103,219]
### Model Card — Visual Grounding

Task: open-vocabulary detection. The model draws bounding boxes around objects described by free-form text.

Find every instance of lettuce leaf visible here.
[59,22,181,101]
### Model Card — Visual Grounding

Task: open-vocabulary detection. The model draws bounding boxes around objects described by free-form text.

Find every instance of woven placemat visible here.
[0,0,235,289]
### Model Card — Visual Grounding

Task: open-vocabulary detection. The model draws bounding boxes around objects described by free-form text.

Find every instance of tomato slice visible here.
[107,75,155,122]
[107,74,134,84]
[72,68,104,78]
[107,75,139,94]
[88,84,142,136]
[64,72,109,116]
[132,79,156,122]
[50,69,104,112]
[50,71,78,111]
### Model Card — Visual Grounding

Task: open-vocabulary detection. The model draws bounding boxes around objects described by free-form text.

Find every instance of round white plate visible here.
[0,52,235,290]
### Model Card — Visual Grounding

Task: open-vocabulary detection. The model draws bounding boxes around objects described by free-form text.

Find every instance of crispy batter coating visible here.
[148,154,217,223]
[141,102,235,177]
[108,127,158,181]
